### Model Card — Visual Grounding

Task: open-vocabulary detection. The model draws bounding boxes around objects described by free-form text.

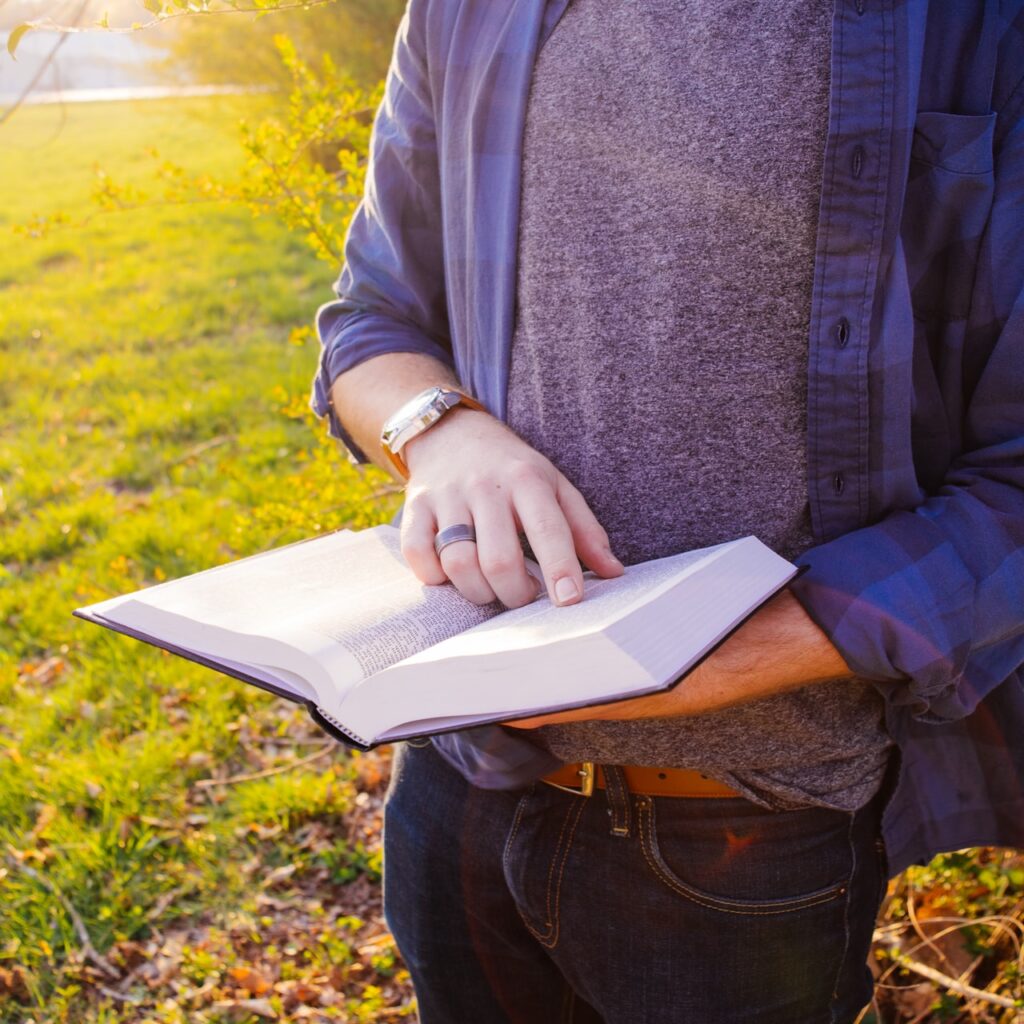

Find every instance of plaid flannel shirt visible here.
[311,0,1024,873]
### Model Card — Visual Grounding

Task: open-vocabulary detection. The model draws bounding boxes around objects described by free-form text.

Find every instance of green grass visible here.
[0,96,407,1021]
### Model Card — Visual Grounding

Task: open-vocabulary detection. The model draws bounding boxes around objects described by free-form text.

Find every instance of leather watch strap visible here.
[382,389,486,479]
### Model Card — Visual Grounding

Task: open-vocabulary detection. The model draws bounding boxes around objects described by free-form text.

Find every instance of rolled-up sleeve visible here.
[310,0,453,463]
[790,109,1024,723]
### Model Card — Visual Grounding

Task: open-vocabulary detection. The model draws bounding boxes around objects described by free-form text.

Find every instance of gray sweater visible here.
[505,0,892,811]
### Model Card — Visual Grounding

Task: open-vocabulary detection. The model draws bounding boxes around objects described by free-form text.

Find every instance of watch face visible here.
[387,387,443,430]
[382,386,446,452]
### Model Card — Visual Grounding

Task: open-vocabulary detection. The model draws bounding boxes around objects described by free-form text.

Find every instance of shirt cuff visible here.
[309,306,457,466]
[789,518,976,723]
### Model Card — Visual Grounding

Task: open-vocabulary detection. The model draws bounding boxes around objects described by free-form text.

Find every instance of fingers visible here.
[406,491,500,606]
[433,501,497,606]
[400,493,447,585]
[472,492,541,608]
[555,476,624,579]
[511,466,588,606]
[400,416,621,610]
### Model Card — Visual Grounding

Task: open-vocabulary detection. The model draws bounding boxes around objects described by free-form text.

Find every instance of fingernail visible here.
[605,547,623,567]
[555,577,579,604]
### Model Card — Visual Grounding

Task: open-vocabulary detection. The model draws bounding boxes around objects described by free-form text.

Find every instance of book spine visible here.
[309,705,372,751]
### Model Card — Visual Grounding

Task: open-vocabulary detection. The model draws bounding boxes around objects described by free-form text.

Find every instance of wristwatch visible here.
[380,386,485,479]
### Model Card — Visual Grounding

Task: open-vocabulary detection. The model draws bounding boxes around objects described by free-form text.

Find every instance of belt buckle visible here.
[547,761,596,797]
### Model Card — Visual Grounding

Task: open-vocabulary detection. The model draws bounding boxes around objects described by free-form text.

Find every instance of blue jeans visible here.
[383,740,889,1024]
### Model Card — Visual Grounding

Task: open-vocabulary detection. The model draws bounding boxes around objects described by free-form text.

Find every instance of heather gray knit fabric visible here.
[505,0,892,811]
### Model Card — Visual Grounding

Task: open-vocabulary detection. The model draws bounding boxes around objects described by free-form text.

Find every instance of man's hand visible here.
[328,352,623,607]
[506,588,856,727]
[401,407,624,607]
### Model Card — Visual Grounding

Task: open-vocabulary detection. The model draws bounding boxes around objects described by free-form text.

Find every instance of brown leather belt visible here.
[541,762,741,798]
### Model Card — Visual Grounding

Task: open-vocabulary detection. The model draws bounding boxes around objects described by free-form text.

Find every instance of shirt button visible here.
[833,472,846,495]
[835,317,851,348]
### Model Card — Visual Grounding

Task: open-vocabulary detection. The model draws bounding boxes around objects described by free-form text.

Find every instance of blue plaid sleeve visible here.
[310,0,455,462]
[791,103,1024,723]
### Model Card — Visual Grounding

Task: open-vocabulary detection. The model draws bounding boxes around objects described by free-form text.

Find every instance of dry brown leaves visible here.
[2,746,414,1022]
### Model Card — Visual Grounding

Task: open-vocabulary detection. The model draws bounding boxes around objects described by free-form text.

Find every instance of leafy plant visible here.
[21,33,381,271]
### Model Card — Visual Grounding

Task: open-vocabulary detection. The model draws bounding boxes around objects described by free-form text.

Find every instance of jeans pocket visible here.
[636,796,851,916]
[502,787,587,949]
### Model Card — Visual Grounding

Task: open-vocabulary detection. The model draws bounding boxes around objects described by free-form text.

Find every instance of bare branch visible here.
[3,852,120,980]
[875,930,1022,1012]
[192,741,336,788]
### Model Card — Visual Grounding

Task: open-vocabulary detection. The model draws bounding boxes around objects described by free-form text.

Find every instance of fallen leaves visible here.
[214,997,277,1020]
[0,746,414,1021]
[871,855,1024,1020]
[262,862,298,889]
[16,655,66,687]
[26,802,58,844]
[86,911,412,1019]
[228,964,273,995]
[0,964,31,1002]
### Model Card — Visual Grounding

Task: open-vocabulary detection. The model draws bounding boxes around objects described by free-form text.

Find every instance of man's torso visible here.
[506,0,892,811]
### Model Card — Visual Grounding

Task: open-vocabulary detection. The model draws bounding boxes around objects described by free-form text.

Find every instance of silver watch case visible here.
[381,386,467,456]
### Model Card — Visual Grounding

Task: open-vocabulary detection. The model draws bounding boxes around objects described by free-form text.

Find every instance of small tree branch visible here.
[192,741,335,788]
[876,932,1022,1012]
[0,0,88,127]
[3,853,120,980]
[254,147,344,262]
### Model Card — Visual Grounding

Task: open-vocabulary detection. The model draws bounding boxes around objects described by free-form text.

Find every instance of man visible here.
[310,1,1024,1020]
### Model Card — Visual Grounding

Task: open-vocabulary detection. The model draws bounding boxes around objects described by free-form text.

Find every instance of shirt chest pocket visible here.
[901,111,997,321]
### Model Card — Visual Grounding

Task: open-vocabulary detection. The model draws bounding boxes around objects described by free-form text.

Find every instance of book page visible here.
[368,541,733,668]
[92,526,504,696]
[604,537,798,683]
[336,537,796,742]
[275,527,504,679]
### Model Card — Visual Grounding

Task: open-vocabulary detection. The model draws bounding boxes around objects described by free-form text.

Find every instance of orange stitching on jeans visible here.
[502,788,532,888]
[508,794,568,945]
[828,812,859,1016]
[541,798,582,931]
[521,912,547,945]
[636,799,846,917]
[516,798,586,948]
[505,790,547,945]
[504,791,529,859]
[538,798,586,949]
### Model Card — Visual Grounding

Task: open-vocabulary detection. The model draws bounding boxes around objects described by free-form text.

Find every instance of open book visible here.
[73,526,799,749]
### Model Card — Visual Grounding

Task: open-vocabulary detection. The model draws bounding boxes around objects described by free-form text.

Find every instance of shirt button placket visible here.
[832,315,852,498]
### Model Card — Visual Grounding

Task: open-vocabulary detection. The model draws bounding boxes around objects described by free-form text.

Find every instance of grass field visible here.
[1,96,1022,1023]
[0,96,408,1022]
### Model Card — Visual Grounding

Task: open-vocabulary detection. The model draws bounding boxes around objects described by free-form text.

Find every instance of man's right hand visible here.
[400,407,624,608]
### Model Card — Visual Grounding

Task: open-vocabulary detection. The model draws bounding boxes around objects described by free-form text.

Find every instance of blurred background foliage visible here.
[88,34,384,267]
[152,0,405,91]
